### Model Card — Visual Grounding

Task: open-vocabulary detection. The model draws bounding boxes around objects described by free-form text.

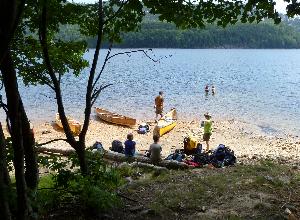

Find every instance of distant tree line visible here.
[57,20,300,49]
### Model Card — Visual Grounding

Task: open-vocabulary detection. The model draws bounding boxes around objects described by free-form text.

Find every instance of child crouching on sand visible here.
[124,133,136,157]
[149,134,162,164]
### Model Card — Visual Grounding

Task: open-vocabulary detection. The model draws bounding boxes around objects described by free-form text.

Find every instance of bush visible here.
[37,151,122,218]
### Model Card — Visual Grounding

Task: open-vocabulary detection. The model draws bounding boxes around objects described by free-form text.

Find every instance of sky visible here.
[72,0,288,13]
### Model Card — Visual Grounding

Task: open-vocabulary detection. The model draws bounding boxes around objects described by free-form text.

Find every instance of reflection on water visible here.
[1,49,300,136]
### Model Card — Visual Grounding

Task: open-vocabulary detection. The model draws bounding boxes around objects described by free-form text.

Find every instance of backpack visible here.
[165,151,185,162]
[183,135,201,155]
[223,147,236,166]
[138,123,150,134]
[210,144,236,167]
[193,152,211,165]
[110,140,124,153]
[214,144,226,161]
[92,141,104,153]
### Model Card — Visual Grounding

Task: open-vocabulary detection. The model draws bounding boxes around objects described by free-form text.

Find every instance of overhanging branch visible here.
[91,83,113,106]
[92,43,112,91]
[107,49,161,62]
[36,138,69,147]
[104,0,129,25]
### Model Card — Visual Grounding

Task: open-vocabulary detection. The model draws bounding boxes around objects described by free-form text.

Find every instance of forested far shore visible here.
[58,20,300,49]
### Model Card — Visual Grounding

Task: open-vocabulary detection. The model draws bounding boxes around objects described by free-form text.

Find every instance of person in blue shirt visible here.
[124,133,136,157]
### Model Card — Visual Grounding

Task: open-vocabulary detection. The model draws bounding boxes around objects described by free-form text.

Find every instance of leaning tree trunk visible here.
[0,123,11,220]
[0,0,16,64]
[77,0,104,175]
[1,51,30,220]
[20,99,39,190]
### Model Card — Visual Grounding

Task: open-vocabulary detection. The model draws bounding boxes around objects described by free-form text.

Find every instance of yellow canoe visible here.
[55,113,81,136]
[153,108,177,137]
[95,107,136,127]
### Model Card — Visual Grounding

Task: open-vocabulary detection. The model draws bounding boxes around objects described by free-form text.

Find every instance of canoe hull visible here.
[95,107,136,127]
[55,113,81,136]
[153,109,177,137]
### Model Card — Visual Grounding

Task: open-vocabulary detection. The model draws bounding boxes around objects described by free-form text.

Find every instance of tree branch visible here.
[107,49,161,62]
[39,0,76,147]
[36,138,69,147]
[79,0,104,142]
[104,0,129,25]
[91,43,112,91]
[91,83,113,106]
[0,0,26,64]
[42,79,55,90]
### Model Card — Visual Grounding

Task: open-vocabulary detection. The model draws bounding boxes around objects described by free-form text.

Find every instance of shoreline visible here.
[22,117,300,163]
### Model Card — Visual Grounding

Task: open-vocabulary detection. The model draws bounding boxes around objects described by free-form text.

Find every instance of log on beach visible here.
[36,147,190,170]
[104,151,190,170]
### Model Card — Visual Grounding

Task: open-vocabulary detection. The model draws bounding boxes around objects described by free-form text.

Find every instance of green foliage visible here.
[59,16,300,49]
[37,151,122,215]
[143,0,281,28]
[4,137,14,172]
[80,20,300,48]
[116,163,135,177]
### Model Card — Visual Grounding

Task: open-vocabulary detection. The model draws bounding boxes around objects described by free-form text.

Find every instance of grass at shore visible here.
[115,160,300,220]
[35,160,300,219]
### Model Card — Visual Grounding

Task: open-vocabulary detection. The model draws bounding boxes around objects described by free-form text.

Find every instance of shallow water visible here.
[2,49,300,136]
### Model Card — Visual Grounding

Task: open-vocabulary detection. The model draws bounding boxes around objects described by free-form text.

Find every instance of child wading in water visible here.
[202,113,212,151]
[124,133,136,157]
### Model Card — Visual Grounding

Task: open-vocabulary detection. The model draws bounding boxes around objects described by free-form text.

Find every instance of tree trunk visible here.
[76,0,103,175]
[79,0,104,141]
[0,123,11,220]
[1,51,30,220]
[0,0,16,63]
[76,141,88,175]
[20,100,39,190]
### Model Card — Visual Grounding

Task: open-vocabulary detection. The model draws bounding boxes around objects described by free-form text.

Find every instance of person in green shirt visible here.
[203,112,212,151]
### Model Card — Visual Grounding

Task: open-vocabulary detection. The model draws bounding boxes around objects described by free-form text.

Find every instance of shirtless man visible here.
[154,91,164,121]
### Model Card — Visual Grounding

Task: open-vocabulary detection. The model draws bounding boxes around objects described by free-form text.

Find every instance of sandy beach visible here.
[29,116,300,164]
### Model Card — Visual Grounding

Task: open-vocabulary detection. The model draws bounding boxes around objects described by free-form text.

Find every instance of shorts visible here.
[156,107,163,115]
[203,133,211,141]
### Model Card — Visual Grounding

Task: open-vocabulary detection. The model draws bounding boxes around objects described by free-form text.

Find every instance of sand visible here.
[31,116,300,163]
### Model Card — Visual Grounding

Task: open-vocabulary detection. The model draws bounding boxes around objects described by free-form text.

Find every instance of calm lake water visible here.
[3,49,300,136]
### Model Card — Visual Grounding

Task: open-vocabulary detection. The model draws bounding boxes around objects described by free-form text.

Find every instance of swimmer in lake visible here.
[205,84,209,93]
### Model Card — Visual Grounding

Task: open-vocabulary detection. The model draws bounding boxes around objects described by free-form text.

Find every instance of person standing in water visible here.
[205,84,209,93]
[211,85,216,95]
[154,91,164,121]
[202,112,213,151]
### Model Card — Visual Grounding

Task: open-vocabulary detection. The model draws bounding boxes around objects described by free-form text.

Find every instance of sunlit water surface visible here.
[2,49,300,136]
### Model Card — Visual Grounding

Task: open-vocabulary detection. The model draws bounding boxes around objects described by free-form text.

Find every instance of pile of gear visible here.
[165,135,236,168]
[106,134,236,168]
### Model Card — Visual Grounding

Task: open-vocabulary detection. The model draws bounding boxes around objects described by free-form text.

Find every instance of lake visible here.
[3,49,300,136]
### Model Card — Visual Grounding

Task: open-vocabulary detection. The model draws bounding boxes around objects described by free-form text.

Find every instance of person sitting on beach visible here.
[124,133,136,157]
[149,134,162,164]
[211,85,216,95]
[205,84,209,93]
[154,91,164,121]
[203,112,213,151]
